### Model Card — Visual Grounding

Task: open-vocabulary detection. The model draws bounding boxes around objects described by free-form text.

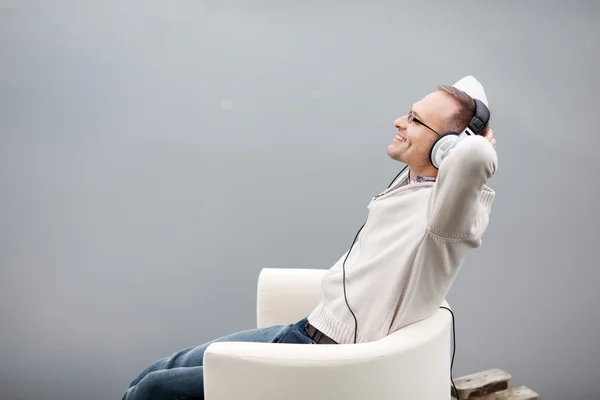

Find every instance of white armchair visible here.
[203,268,453,400]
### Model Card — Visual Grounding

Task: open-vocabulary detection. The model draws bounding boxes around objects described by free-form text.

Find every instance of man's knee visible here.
[126,355,170,389]
[124,370,172,400]
[124,367,205,400]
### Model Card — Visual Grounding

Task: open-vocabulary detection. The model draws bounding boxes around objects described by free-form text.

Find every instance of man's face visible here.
[387,90,461,170]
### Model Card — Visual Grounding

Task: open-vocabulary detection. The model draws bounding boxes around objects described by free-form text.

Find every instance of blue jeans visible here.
[121,317,315,400]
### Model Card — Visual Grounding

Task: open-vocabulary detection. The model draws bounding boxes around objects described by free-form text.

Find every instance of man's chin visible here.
[386,145,404,162]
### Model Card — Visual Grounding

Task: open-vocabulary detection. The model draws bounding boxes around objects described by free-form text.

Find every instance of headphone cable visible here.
[342,165,409,344]
[341,223,364,344]
[440,306,459,400]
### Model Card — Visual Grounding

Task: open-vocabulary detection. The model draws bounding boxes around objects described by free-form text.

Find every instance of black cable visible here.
[385,165,409,189]
[342,165,409,344]
[341,222,364,344]
[439,306,459,400]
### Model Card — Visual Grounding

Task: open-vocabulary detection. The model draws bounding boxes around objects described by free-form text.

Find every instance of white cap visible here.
[452,75,489,108]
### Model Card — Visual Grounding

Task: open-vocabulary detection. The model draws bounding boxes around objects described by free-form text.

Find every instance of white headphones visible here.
[429,97,490,169]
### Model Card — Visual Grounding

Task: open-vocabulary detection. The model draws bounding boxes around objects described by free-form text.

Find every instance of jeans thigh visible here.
[166,323,291,368]
[129,318,314,389]
[207,317,314,345]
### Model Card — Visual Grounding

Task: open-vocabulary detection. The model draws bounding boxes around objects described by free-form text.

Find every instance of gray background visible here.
[1,1,599,399]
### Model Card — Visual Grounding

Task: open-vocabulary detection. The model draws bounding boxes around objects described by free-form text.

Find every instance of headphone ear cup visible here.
[430,132,460,169]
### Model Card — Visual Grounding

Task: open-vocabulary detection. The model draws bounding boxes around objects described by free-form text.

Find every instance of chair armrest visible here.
[203,306,452,400]
[256,268,327,328]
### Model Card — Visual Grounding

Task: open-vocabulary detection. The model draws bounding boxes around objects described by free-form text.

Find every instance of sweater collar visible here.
[409,175,437,184]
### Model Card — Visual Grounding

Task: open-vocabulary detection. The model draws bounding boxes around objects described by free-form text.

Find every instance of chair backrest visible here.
[257,268,326,328]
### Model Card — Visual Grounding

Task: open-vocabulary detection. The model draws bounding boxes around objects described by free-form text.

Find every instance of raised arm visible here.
[427,133,498,240]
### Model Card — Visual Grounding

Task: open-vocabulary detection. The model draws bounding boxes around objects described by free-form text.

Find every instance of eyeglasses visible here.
[408,110,439,136]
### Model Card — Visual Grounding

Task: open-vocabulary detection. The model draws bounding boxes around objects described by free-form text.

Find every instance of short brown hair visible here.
[437,85,490,136]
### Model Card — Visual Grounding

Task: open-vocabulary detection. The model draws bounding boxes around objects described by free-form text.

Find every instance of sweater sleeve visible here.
[426,134,498,239]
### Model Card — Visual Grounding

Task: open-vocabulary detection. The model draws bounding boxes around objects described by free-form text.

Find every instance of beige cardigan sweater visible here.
[308,135,498,344]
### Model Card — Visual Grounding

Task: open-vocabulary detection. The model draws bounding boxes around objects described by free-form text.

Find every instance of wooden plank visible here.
[495,386,540,400]
[454,368,512,399]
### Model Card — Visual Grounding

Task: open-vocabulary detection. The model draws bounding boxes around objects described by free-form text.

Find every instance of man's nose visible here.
[394,115,407,129]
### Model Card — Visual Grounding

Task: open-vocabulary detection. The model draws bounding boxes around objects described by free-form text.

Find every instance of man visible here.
[121,76,497,400]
